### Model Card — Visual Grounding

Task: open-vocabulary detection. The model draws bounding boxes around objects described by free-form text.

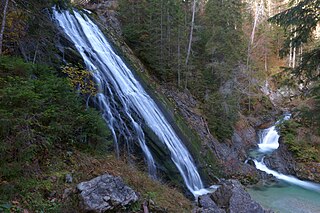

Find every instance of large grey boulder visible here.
[196,180,272,213]
[210,180,273,213]
[196,194,226,213]
[77,174,138,212]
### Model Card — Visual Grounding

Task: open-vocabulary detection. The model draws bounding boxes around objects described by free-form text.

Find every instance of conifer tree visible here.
[269,0,320,82]
[270,0,320,129]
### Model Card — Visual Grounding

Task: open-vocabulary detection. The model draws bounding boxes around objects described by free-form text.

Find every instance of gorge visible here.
[0,0,319,212]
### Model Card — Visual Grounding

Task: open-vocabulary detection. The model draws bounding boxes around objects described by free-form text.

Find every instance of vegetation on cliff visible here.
[0,56,192,212]
[272,0,320,159]
[0,56,107,210]
[119,0,247,140]
[270,0,320,182]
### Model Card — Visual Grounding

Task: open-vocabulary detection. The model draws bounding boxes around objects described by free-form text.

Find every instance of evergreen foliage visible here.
[298,82,320,134]
[119,0,188,82]
[0,56,111,182]
[203,92,239,140]
[293,44,320,83]
[269,0,320,82]
[269,0,319,52]
[270,0,320,166]
[119,0,246,140]
[0,0,64,64]
[201,0,244,75]
[270,0,320,129]
[195,0,245,139]
[280,120,319,162]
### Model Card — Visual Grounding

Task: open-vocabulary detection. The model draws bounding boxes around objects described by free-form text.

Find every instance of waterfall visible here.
[253,114,320,193]
[53,8,204,195]
[258,126,281,152]
[258,114,291,153]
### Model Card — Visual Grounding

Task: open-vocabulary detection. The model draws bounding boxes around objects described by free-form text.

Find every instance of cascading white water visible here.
[258,126,281,152]
[254,114,320,193]
[254,160,320,193]
[53,8,205,195]
[258,114,291,153]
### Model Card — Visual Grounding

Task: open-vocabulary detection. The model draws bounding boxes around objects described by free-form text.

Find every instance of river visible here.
[248,114,320,212]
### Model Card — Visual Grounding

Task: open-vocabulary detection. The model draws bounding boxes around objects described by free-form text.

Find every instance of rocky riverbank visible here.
[74,175,271,213]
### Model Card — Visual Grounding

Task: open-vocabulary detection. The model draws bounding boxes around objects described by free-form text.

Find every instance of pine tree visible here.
[270,0,320,130]
[201,0,245,85]
[192,0,246,139]
[269,0,320,82]
[119,0,190,83]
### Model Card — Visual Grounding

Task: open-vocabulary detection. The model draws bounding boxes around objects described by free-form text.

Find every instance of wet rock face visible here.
[197,180,273,213]
[161,86,259,183]
[296,162,320,183]
[55,28,85,66]
[264,141,296,175]
[77,174,138,212]
[85,0,122,35]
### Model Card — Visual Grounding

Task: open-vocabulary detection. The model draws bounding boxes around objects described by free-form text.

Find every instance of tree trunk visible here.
[0,0,9,55]
[177,26,181,87]
[246,0,263,113]
[264,44,268,72]
[185,0,196,66]
[167,9,171,62]
[289,26,293,67]
[185,0,196,88]
[299,46,303,64]
[292,30,297,68]
[160,0,164,70]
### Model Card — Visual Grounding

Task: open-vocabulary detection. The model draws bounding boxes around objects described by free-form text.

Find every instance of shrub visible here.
[0,56,111,181]
[280,120,319,162]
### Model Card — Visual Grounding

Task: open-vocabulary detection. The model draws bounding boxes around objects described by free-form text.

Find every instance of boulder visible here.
[77,174,138,212]
[264,141,296,174]
[208,180,272,213]
[195,180,272,213]
[197,194,226,213]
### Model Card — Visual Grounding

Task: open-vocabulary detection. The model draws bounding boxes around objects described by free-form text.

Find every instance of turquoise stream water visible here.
[249,114,320,212]
[247,182,320,213]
